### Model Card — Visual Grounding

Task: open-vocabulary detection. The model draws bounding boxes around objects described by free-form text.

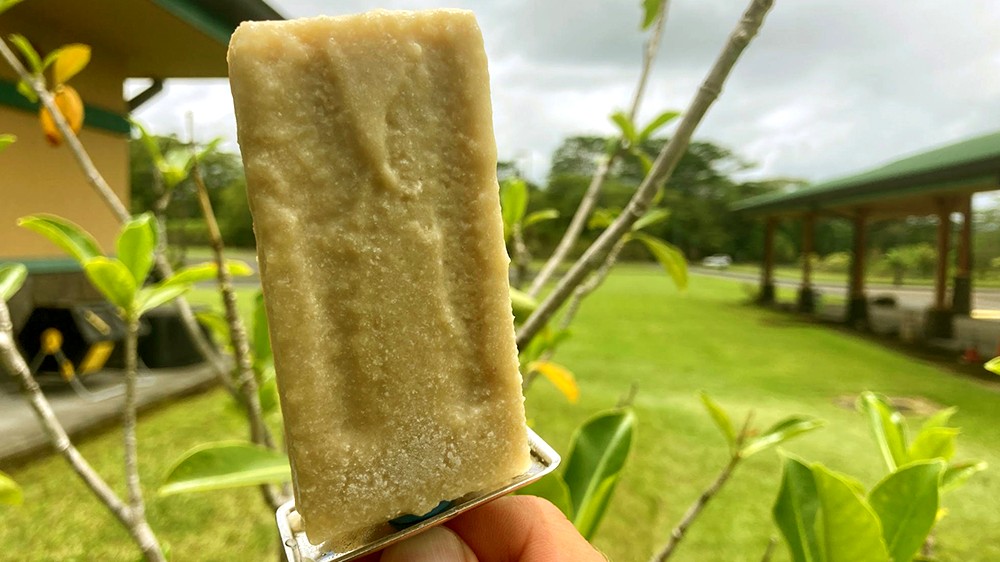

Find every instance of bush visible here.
[819,251,851,273]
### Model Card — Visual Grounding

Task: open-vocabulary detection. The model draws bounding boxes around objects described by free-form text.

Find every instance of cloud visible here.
[130,0,1000,186]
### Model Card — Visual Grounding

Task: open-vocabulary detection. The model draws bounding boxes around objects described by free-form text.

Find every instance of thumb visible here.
[380,526,478,562]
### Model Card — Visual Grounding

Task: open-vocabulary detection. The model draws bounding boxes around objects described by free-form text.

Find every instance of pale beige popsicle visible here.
[228,10,531,546]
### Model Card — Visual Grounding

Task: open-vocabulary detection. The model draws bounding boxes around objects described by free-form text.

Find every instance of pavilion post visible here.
[952,195,973,315]
[759,217,776,303]
[847,210,868,327]
[926,198,954,338]
[797,213,816,313]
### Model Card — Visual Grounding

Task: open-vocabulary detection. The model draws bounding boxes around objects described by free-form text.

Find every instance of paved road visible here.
[692,267,1000,311]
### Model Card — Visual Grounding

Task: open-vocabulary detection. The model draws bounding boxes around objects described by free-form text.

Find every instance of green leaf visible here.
[741,416,825,458]
[0,0,25,17]
[83,257,136,311]
[0,469,22,506]
[633,149,654,175]
[941,460,987,493]
[907,427,958,462]
[632,232,687,290]
[160,260,252,289]
[610,111,637,145]
[523,209,559,229]
[517,473,573,519]
[195,310,231,349]
[857,392,909,471]
[632,208,670,232]
[699,392,736,451]
[587,208,618,230]
[811,464,890,562]
[920,407,957,432]
[985,356,1000,375]
[510,287,538,323]
[160,148,195,189]
[257,366,280,415]
[18,214,102,263]
[499,177,528,241]
[0,133,15,152]
[252,291,272,366]
[0,263,28,301]
[51,43,90,85]
[773,456,821,562]
[641,0,662,29]
[8,34,41,74]
[638,110,680,142]
[131,119,166,170]
[159,441,290,496]
[15,79,36,103]
[116,213,158,285]
[868,460,943,562]
[136,285,189,316]
[563,409,636,539]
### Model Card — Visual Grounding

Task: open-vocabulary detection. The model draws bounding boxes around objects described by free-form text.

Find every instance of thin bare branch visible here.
[0,301,165,561]
[527,0,670,297]
[123,316,145,518]
[518,0,775,348]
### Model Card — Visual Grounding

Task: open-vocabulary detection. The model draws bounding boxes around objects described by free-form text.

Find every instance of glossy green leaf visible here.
[83,257,136,311]
[160,260,252,289]
[633,149,654,175]
[941,460,987,493]
[563,409,636,539]
[868,460,943,562]
[116,213,158,285]
[811,464,889,562]
[632,208,670,232]
[18,214,102,263]
[610,111,637,144]
[517,473,573,518]
[52,43,90,85]
[195,310,231,349]
[257,365,280,415]
[773,456,821,562]
[160,148,195,189]
[907,427,958,462]
[699,392,736,451]
[523,209,559,229]
[0,469,22,506]
[8,33,41,74]
[499,177,528,241]
[159,441,290,496]
[0,133,15,152]
[0,263,28,301]
[0,0,25,16]
[131,119,165,170]
[252,291,272,366]
[641,0,662,29]
[632,232,687,290]
[638,110,680,142]
[857,392,908,471]
[510,287,538,323]
[136,285,189,316]
[15,78,36,103]
[741,416,825,458]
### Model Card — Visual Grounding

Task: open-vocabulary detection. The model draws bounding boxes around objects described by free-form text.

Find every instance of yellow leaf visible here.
[39,85,84,146]
[529,360,579,403]
[53,43,90,85]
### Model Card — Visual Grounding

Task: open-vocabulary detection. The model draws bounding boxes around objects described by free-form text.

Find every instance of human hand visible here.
[360,495,606,562]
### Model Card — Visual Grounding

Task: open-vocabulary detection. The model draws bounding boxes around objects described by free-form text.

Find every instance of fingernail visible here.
[380,526,477,562]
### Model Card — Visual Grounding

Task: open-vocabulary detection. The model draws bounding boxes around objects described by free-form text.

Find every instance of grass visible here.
[2,266,998,561]
[727,262,1000,289]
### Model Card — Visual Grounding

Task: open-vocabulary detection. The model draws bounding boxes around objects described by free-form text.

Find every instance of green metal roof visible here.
[733,131,1000,215]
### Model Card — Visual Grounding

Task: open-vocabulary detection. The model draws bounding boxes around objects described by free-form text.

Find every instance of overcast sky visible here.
[128,0,1000,184]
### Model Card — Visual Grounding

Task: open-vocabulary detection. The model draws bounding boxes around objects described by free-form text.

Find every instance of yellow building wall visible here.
[0,15,130,260]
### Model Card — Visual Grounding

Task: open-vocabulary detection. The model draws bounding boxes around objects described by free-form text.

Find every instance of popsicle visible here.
[227,10,532,547]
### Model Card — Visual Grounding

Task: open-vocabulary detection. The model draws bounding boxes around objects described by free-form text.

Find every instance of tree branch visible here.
[527,0,670,297]
[517,0,775,348]
[0,301,165,561]
[122,315,145,520]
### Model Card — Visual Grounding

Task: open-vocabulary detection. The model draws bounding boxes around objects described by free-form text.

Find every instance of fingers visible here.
[445,495,606,562]
[380,526,478,562]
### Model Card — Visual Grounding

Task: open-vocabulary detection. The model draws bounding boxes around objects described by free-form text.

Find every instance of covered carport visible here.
[733,131,1000,338]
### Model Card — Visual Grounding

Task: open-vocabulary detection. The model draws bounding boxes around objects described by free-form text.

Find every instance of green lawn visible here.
[727,262,1000,289]
[2,267,998,561]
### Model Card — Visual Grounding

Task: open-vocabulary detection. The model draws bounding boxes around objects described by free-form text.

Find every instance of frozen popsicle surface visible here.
[228,10,531,546]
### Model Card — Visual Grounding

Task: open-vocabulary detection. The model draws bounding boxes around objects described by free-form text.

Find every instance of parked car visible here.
[701,254,733,269]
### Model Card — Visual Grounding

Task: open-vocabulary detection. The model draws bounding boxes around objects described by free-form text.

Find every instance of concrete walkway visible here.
[0,363,218,466]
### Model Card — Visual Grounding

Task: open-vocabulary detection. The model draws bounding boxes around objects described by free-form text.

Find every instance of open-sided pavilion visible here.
[733,131,1000,338]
